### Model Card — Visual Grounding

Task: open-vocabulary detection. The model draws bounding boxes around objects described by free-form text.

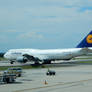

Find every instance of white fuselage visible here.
[4,30,92,64]
[4,48,89,62]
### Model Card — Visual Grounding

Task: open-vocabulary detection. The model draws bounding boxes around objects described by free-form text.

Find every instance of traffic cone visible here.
[44,80,48,85]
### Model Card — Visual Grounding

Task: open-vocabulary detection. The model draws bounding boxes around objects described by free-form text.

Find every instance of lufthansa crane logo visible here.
[86,35,92,44]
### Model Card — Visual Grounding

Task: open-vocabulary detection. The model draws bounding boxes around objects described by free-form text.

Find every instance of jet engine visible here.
[16,56,28,63]
[42,60,51,64]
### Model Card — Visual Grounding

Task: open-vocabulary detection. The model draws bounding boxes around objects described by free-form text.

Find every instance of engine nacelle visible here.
[16,56,28,63]
[42,60,51,64]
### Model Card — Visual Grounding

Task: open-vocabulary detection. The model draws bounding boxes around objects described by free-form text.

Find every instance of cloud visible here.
[18,32,44,40]
[0,35,8,43]
[0,29,20,33]
[44,0,92,8]
[0,0,92,50]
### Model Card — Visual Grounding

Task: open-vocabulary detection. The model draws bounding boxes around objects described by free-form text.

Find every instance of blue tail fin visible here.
[77,31,92,48]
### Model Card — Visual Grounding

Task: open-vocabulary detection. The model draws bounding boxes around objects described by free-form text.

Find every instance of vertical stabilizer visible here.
[77,31,92,48]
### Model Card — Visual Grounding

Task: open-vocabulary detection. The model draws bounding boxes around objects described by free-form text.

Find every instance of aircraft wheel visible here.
[10,61,14,64]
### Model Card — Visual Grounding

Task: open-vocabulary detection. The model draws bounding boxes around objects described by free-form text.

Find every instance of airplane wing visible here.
[23,54,41,61]
[22,54,50,64]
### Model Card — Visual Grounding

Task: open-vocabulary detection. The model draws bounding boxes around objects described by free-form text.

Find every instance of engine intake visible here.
[16,56,27,63]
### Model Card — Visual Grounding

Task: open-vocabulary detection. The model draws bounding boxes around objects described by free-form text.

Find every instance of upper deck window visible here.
[11,52,22,55]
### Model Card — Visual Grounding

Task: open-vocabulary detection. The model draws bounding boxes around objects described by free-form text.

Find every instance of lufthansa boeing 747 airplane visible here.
[4,31,92,64]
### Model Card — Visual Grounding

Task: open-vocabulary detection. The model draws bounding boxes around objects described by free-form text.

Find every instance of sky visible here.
[0,0,92,51]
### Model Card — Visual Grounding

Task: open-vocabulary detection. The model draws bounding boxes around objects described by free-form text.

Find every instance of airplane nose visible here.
[4,54,6,58]
[4,53,8,59]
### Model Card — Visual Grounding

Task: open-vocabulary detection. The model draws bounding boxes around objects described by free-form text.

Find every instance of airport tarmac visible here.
[0,64,92,92]
[1,58,92,67]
